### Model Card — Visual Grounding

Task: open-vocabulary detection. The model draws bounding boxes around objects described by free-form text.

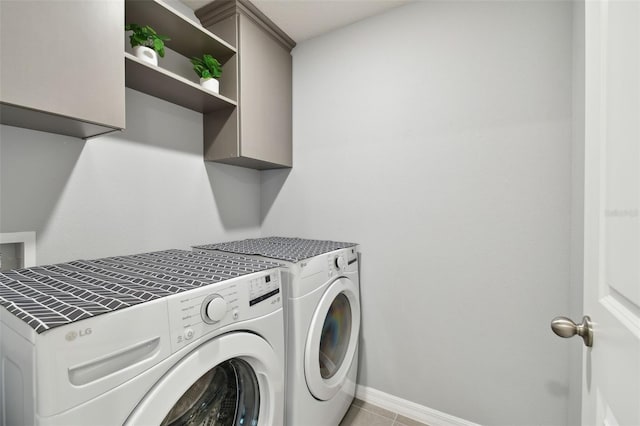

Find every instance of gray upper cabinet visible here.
[0,0,126,139]
[197,0,295,170]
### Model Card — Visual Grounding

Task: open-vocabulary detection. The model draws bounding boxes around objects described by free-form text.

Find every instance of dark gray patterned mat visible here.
[194,237,357,262]
[0,249,280,334]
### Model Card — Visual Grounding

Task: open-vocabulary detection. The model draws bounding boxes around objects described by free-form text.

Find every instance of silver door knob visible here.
[550,316,593,347]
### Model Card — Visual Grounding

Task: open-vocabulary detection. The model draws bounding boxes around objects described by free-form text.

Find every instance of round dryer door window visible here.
[305,277,361,401]
[161,358,259,426]
[319,293,352,380]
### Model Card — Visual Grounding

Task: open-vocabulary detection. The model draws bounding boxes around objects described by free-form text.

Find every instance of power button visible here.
[184,328,194,340]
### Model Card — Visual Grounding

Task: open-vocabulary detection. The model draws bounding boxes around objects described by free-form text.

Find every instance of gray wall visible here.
[568,1,585,425]
[261,1,574,425]
[0,1,582,424]
[0,89,261,265]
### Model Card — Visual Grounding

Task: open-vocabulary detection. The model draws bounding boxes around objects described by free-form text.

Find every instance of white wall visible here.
[0,89,261,265]
[262,1,574,425]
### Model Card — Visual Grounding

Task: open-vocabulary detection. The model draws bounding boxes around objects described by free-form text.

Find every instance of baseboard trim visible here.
[355,385,481,426]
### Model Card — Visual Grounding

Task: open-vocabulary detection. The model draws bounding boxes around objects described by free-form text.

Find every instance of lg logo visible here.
[65,328,92,342]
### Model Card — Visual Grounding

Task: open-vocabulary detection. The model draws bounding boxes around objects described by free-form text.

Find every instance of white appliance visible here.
[194,238,361,426]
[0,250,285,426]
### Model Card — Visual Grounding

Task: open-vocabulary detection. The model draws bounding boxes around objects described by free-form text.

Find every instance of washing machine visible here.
[193,237,360,426]
[0,249,285,426]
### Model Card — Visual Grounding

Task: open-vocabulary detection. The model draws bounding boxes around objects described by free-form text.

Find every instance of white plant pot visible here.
[133,46,158,66]
[200,77,219,94]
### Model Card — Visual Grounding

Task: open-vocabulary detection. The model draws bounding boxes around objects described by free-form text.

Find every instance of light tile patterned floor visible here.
[339,399,430,426]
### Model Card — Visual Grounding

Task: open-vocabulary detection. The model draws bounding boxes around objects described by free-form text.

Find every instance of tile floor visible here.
[339,399,429,426]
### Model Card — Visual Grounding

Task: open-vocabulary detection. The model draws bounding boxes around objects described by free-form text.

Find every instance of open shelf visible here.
[125,0,236,63]
[124,53,236,113]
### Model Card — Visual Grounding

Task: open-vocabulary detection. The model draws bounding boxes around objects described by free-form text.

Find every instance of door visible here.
[583,0,640,424]
[125,332,284,426]
[304,277,360,401]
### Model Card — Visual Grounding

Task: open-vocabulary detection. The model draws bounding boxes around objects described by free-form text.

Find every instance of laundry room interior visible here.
[1,0,638,425]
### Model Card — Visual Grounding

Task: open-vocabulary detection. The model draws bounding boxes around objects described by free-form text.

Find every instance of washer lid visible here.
[304,277,360,401]
[125,332,284,426]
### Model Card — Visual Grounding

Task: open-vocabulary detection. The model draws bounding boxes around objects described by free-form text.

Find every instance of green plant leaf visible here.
[192,64,205,77]
[192,57,206,77]
[126,23,170,53]
[203,54,218,69]
[191,54,222,79]
[203,54,222,78]
[129,34,138,47]
[133,34,146,44]
[153,38,165,57]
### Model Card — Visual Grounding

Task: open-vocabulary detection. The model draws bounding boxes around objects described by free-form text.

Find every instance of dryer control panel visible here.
[328,247,358,277]
[166,269,282,353]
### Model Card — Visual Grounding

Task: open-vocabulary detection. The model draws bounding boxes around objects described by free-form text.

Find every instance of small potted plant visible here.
[125,23,170,66]
[191,54,223,94]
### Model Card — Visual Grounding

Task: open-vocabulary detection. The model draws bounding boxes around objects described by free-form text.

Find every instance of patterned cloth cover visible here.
[0,249,280,334]
[194,237,357,263]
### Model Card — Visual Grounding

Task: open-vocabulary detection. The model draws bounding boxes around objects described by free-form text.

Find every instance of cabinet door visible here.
[238,14,292,167]
[0,0,125,137]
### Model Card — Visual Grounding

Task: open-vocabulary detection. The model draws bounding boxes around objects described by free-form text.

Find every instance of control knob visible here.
[204,296,228,323]
[335,255,347,270]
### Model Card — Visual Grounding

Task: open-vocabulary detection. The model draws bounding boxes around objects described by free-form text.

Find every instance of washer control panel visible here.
[166,269,282,353]
[249,273,280,306]
[201,294,230,323]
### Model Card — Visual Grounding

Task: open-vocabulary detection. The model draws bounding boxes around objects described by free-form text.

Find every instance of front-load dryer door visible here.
[304,277,360,401]
[125,332,283,426]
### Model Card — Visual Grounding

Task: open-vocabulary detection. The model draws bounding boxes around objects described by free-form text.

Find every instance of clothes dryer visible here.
[194,237,360,426]
[0,249,285,426]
